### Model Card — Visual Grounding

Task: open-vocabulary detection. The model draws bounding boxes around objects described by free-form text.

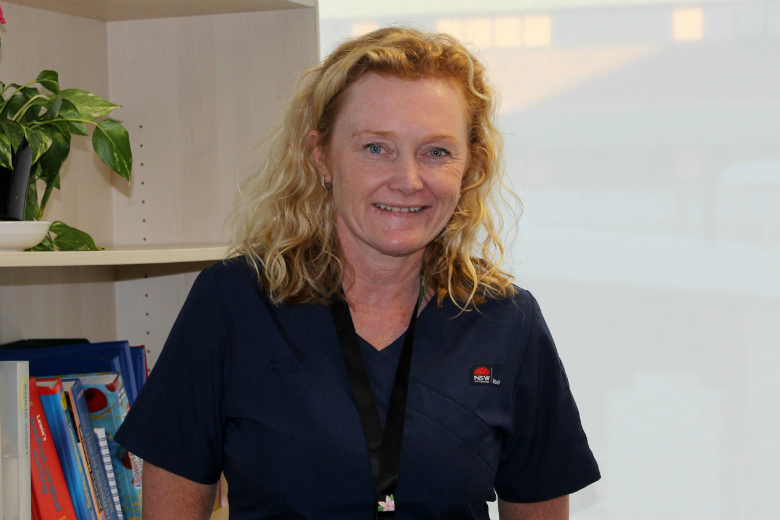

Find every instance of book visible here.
[62,379,121,520]
[93,429,123,520]
[79,374,142,520]
[31,493,40,520]
[0,339,91,350]
[37,378,99,520]
[28,378,78,520]
[128,346,148,395]
[0,341,139,406]
[1,360,31,520]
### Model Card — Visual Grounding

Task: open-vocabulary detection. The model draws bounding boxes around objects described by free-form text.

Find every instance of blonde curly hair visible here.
[231,26,516,309]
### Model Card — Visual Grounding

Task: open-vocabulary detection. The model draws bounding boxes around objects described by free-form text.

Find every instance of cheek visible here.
[436,164,467,201]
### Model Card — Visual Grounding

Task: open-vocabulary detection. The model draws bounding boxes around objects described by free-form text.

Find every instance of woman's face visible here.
[312,73,470,264]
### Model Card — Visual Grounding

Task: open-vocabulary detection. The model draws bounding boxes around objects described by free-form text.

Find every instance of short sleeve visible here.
[115,266,228,485]
[494,293,600,502]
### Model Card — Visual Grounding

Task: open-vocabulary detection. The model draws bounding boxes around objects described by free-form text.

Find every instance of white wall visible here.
[320,1,780,518]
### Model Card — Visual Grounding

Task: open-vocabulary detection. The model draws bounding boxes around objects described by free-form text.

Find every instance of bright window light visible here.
[494,15,523,49]
[523,14,552,47]
[673,7,704,41]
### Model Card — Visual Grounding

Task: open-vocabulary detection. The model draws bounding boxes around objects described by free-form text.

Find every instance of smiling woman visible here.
[310,74,469,273]
[114,26,600,520]
[232,27,515,310]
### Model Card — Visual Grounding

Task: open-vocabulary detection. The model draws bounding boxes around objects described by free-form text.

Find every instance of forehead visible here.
[333,73,469,138]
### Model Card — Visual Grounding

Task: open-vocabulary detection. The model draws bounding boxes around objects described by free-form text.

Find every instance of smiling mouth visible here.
[374,203,424,213]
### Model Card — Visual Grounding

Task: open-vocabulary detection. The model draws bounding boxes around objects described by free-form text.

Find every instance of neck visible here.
[340,240,423,312]
[337,224,427,350]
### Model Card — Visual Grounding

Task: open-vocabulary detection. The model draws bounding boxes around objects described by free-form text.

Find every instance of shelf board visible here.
[5,0,314,21]
[0,243,230,267]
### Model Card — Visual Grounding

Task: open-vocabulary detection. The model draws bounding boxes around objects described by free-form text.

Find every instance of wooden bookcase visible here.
[0,0,318,375]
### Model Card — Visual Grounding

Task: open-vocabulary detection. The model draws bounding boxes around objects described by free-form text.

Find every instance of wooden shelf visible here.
[4,0,314,21]
[0,244,229,267]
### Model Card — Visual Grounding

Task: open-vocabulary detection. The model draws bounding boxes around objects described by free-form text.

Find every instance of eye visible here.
[428,147,450,158]
[365,143,384,154]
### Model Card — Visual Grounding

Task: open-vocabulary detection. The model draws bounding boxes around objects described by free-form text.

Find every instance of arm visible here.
[498,495,569,520]
[142,461,218,520]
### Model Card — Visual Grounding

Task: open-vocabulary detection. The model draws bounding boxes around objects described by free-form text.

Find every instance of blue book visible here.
[1,341,138,405]
[62,378,122,520]
[79,373,142,520]
[37,378,99,520]
[129,346,147,395]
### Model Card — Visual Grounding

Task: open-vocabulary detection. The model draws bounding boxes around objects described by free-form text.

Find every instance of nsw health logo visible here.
[471,366,500,385]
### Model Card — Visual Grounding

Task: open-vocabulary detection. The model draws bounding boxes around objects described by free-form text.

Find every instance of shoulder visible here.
[202,255,259,283]
[186,256,272,315]
[467,284,540,332]
[198,256,263,292]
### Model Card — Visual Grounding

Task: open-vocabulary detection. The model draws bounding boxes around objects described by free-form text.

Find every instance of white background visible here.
[319,1,780,518]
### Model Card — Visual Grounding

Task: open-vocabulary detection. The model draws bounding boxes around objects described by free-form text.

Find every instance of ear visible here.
[308,130,332,184]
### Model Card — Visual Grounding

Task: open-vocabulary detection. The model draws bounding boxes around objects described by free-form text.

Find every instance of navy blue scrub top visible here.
[116,258,600,519]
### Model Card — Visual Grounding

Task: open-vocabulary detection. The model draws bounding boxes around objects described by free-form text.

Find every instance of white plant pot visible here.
[0,221,51,251]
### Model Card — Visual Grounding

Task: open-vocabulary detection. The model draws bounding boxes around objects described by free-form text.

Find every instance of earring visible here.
[321,176,332,190]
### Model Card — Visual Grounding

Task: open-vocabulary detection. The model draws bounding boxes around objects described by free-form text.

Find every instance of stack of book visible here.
[0,341,147,520]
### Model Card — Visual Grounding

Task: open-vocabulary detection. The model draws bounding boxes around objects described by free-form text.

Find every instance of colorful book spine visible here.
[28,378,78,520]
[62,379,121,520]
[79,374,142,520]
[31,494,40,520]
[128,346,148,398]
[94,429,123,520]
[37,379,98,520]
[0,360,32,520]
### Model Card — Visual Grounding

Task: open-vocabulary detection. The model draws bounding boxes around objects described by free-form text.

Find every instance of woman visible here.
[116,27,599,520]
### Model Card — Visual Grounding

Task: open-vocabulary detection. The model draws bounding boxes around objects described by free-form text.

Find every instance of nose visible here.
[389,153,424,195]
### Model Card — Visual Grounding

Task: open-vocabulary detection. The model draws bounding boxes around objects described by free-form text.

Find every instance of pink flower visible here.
[378,495,395,512]
[0,4,6,25]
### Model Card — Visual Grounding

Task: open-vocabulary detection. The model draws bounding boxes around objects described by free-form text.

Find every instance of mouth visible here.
[374,203,424,213]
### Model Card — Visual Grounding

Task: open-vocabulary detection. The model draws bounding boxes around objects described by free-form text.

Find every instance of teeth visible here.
[375,204,423,213]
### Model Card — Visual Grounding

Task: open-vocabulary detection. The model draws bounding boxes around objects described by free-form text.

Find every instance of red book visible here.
[29,376,79,520]
[32,495,41,520]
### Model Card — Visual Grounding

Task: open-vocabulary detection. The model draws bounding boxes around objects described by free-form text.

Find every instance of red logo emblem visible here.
[471,365,495,384]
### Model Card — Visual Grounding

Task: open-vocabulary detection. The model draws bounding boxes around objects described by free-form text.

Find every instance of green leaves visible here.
[0,120,25,152]
[2,71,132,241]
[39,124,70,190]
[3,86,40,120]
[25,171,40,222]
[0,131,12,169]
[92,119,132,180]
[41,95,62,121]
[28,221,100,251]
[0,120,24,169]
[23,127,53,164]
[60,89,120,121]
[57,99,88,136]
[36,71,60,94]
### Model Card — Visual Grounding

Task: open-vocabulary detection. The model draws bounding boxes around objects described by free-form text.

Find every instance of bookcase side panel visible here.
[0,267,117,344]
[107,7,318,247]
[0,3,115,248]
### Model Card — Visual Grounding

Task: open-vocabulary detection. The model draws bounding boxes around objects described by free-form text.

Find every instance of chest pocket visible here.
[405,378,502,480]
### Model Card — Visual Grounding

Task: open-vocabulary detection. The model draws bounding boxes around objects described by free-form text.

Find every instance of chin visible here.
[371,237,429,258]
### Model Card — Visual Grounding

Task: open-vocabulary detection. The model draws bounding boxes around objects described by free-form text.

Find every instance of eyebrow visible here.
[352,130,460,142]
[352,130,395,139]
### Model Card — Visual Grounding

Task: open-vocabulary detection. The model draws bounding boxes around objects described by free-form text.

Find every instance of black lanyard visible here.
[331,284,424,519]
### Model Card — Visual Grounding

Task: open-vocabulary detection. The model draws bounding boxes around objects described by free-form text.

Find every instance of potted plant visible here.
[0,69,132,250]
